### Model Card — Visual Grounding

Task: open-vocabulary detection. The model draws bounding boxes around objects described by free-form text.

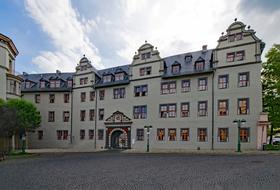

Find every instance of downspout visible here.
[70,88,73,144]
[94,86,98,149]
[211,70,215,150]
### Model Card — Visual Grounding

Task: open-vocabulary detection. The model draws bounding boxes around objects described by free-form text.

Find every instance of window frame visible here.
[238,98,249,115]
[218,99,229,116]
[198,78,208,91]
[136,129,144,141]
[198,101,208,117]
[133,105,147,119]
[218,128,229,142]
[218,75,229,89]
[197,128,208,142]
[181,102,190,117]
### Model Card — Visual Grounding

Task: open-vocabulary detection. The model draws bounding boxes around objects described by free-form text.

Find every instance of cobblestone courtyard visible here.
[0,152,280,190]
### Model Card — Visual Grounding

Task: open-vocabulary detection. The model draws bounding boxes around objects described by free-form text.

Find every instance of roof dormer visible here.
[132,41,161,65]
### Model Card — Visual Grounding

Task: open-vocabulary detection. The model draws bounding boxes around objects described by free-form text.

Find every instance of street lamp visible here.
[233,119,246,152]
[144,125,152,152]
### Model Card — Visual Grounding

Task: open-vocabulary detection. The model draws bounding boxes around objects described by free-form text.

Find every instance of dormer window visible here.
[141,52,151,60]
[185,56,192,63]
[40,81,45,88]
[115,73,124,81]
[67,80,73,87]
[50,80,60,88]
[103,75,112,83]
[236,33,243,41]
[80,65,87,71]
[80,77,88,85]
[139,67,151,76]
[195,61,205,71]
[172,65,181,74]
[25,81,31,88]
[228,35,235,42]
[228,33,243,42]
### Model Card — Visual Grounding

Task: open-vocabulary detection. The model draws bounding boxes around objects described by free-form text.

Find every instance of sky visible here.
[0,0,280,74]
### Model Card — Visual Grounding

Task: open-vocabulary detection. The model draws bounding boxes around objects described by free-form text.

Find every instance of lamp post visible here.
[144,125,152,152]
[233,119,246,152]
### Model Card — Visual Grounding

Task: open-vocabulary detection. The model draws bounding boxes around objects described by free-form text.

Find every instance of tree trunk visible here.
[269,124,273,145]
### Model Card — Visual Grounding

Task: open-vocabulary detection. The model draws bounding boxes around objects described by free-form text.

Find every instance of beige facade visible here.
[22,21,269,151]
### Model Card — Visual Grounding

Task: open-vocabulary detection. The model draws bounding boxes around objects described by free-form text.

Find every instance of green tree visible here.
[262,44,280,144]
[5,99,41,152]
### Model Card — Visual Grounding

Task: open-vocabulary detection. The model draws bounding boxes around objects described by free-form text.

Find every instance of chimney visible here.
[202,45,207,51]
[23,72,28,76]
[56,70,61,75]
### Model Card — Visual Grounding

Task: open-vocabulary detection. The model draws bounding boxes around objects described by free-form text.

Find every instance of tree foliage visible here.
[262,44,280,142]
[0,99,41,137]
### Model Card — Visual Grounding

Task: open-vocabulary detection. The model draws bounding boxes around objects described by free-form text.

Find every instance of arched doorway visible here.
[109,129,128,149]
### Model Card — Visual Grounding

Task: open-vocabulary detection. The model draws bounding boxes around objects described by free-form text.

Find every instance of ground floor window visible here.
[168,128,176,141]
[157,128,165,141]
[240,128,250,142]
[218,128,229,142]
[136,129,144,141]
[57,130,68,140]
[197,128,207,142]
[89,129,94,140]
[180,128,189,141]
[98,129,104,140]
[38,130,43,140]
[80,130,85,140]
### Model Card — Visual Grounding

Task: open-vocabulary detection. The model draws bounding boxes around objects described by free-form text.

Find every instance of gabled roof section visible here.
[0,33,19,56]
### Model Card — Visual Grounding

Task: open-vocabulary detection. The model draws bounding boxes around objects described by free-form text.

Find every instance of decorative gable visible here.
[105,111,132,125]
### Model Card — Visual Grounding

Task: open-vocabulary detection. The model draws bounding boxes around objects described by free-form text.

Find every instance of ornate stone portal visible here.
[104,111,132,149]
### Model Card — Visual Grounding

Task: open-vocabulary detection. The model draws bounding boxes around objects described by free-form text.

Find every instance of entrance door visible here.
[111,130,126,149]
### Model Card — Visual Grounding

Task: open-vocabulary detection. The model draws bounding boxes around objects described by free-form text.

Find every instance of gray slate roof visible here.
[21,72,74,92]
[162,49,213,78]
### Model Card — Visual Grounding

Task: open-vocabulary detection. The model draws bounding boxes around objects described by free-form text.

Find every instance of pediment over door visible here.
[104,111,132,125]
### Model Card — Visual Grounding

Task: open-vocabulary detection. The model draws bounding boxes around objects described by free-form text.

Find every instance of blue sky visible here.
[1,0,280,74]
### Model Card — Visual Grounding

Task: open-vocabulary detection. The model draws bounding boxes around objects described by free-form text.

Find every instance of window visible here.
[81,92,86,102]
[236,51,245,61]
[180,128,189,141]
[139,67,152,76]
[238,98,249,115]
[25,81,31,88]
[49,94,55,103]
[79,77,88,85]
[103,75,112,83]
[99,90,105,100]
[98,129,104,140]
[157,128,165,141]
[185,55,192,63]
[218,128,229,142]
[236,33,243,41]
[168,128,176,141]
[181,102,190,117]
[57,130,62,140]
[218,75,229,89]
[80,130,85,140]
[89,109,95,121]
[63,111,70,122]
[197,128,207,142]
[50,80,60,88]
[195,61,205,71]
[161,81,176,94]
[114,88,125,99]
[67,80,72,87]
[228,35,235,42]
[226,52,235,62]
[181,80,191,92]
[136,129,144,141]
[40,81,45,88]
[35,94,40,103]
[80,65,87,71]
[64,93,69,103]
[89,130,94,140]
[48,111,55,122]
[133,105,147,119]
[134,85,148,97]
[198,101,207,117]
[99,109,104,120]
[80,110,86,121]
[90,91,95,101]
[198,78,207,91]
[115,73,124,81]
[240,128,250,142]
[218,100,228,116]
[172,65,180,73]
[160,104,176,118]
[38,131,43,140]
[238,72,249,87]
[141,52,151,60]
[63,131,68,140]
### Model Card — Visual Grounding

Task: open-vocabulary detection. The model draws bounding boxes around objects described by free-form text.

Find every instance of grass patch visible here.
[263,144,280,151]
[7,151,38,159]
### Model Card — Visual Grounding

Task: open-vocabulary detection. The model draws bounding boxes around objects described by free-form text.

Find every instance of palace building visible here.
[21,20,269,151]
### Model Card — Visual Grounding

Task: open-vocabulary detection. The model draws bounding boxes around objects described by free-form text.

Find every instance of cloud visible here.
[24,0,103,72]
[238,0,280,13]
